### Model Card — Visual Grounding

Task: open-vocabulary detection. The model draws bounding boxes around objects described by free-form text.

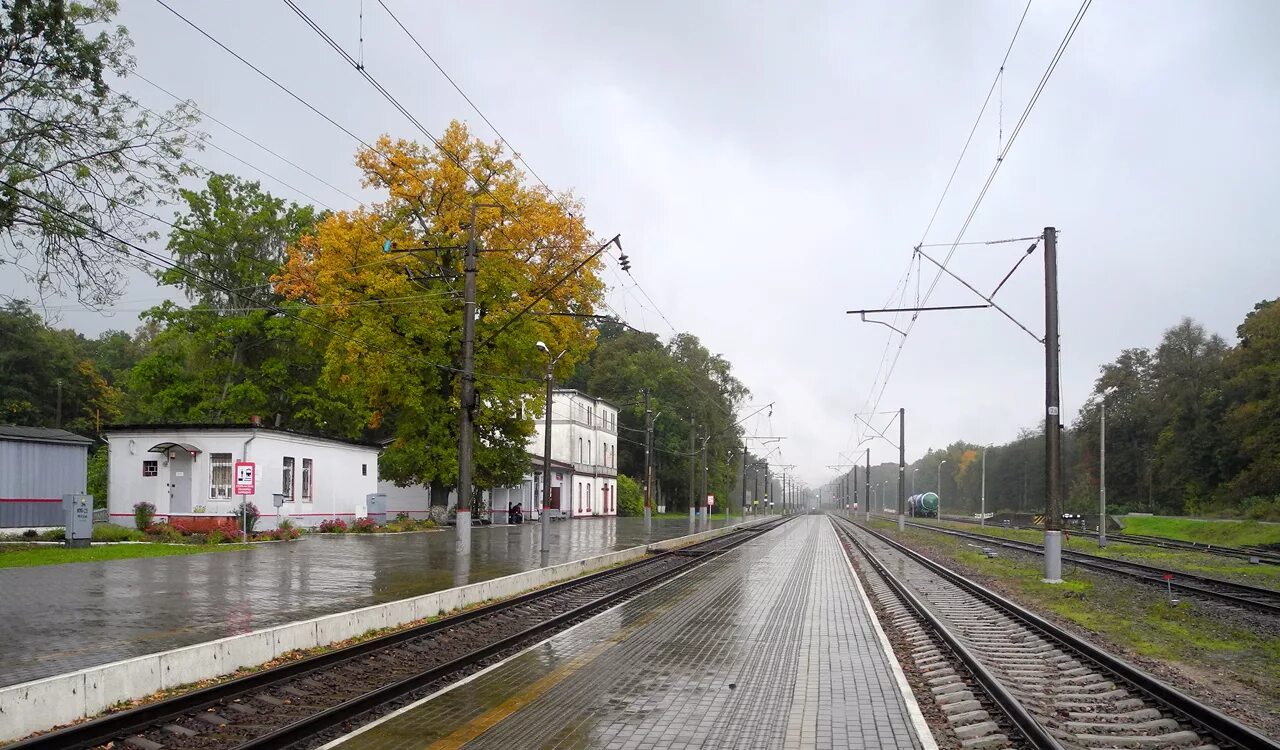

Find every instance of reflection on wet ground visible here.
[0,516,740,687]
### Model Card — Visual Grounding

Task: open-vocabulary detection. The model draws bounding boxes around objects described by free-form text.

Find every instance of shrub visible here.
[395,512,411,523]
[133,501,156,530]
[192,505,207,513]
[274,519,300,540]
[616,474,644,517]
[234,501,260,534]
[317,518,348,533]
[352,517,378,533]
[40,527,66,541]
[147,523,184,543]
[21,529,38,539]
[92,524,143,542]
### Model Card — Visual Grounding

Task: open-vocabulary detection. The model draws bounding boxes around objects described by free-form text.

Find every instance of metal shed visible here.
[0,425,93,528]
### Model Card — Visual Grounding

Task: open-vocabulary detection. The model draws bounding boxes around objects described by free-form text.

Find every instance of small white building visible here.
[377,389,620,521]
[105,424,379,529]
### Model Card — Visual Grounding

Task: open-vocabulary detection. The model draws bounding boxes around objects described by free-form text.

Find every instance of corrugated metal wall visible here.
[0,440,89,528]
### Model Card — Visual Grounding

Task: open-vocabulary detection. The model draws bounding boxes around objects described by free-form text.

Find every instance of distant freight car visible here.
[907,492,940,518]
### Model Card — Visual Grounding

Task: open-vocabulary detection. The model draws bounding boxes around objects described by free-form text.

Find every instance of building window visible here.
[579,437,583,463]
[210,453,233,498]
[588,440,592,465]
[302,458,313,501]
[588,406,594,427]
[362,463,368,476]
[142,460,158,477]
[283,457,295,500]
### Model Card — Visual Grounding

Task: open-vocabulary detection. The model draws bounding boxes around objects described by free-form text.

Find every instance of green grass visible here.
[0,542,250,568]
[1117,516,1280,547]
[905,517,1280,590]
[874,521,1280,704]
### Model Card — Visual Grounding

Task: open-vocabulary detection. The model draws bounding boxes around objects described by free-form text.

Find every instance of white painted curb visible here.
[0,517,768,742]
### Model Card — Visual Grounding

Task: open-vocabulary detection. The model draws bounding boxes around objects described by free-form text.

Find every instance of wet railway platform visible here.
[328,516,933,750]
[0,516,739,688]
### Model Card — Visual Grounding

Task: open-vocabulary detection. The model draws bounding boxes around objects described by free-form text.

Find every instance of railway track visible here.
[937,516,1280,566]
[831,515,1279,750]
[892,519,1280,616]
[12,519,788,750]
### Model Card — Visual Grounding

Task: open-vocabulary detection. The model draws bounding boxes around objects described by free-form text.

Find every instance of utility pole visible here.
[701,431,709,521]
[643,389,653,524]
[739,442,747,521]
[765,465,771,515]
[455,204,482,553]
[980,447,987,528]
[852,465,858,517]
[864,448,871,523]
[898,407,906,532]
[1043,226,1064,583]
[540,361,555,554]
[55,379,63,429]
[688,419,696,522]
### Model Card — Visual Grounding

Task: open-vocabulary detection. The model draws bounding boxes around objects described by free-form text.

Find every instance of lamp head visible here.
[535,341,550,355]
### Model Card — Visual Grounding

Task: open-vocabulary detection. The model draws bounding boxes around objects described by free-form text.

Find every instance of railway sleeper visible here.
[1073,729,1210,748]
[1065,717,1182,735]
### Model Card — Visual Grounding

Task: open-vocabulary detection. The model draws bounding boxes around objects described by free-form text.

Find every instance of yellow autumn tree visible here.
[275,121,605,504]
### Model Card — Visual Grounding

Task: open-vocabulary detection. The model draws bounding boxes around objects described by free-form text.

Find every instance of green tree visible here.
[1220,299,1280,505]
[126,176,341,429]
[616,473,643,516]
[0,0,197,304]
[566,324,749,511]
[275,124,606,505]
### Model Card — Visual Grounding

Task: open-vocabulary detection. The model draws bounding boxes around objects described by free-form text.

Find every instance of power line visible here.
[849,0,1090,450]
[854,0,1092,448]
[131,71,365,206]
[4,180,536,385]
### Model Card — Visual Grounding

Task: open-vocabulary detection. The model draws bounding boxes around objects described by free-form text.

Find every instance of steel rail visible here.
[830,517,1064,749]
[849,518,1280,750]
[897,519,1280,615]
[11,520,785,750]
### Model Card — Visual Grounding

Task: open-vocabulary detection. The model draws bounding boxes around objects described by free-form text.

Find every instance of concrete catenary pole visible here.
[864,448,871,523]
[643,389,653,523]
[980,447,987,528]
[1043,226,1064,583]
[688,419,696,522]
[898,407,906,532]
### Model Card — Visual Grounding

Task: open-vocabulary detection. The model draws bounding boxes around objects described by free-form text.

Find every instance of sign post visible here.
[234,462,256,542]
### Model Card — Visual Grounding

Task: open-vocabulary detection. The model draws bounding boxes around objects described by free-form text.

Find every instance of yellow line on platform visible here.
[426,607,666,749]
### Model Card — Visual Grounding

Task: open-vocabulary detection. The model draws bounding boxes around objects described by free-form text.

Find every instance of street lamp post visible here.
[536,342,566,556]
[937,459,948,521]
[1099,387,1117,548]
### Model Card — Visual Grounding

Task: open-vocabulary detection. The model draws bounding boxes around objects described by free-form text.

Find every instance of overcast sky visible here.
[6,0,1279,484]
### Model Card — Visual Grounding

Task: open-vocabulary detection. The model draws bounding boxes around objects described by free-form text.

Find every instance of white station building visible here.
[379,389,620,521]
[105,424,380,529]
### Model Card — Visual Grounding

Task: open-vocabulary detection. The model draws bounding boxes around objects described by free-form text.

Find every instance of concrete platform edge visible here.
[831,516,939,750]
[0,517,769,743]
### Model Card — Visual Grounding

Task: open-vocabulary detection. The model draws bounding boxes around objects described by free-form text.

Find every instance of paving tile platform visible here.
[0,515,742,688]
[330,515,930,750]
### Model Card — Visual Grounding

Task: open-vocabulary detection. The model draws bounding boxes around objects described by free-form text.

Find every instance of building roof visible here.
[551,388,620,411]
[103,424,381,450]
[0,425,95,446]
